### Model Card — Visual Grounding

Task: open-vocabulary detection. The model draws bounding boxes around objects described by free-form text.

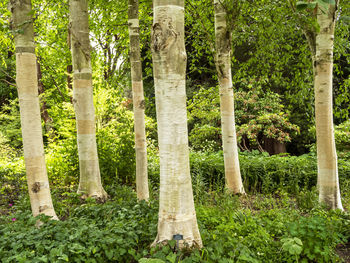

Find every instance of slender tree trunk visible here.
[128,0,149,201]
[214,0,244,194]
[151,0,202,248]
[314,2,342,209]
[69,0,107,200]
[67,65,73,91]
[67,27,73,91]
[37,61,54,138]
[10,0,57,218]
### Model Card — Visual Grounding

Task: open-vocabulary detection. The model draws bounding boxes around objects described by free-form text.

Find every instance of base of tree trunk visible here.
[151,216,203,249]
[77,188,108,202]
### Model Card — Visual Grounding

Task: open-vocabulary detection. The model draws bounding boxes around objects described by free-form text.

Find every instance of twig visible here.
[0,79,16,87]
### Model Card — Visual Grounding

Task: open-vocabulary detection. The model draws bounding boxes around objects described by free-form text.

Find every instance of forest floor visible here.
[1,184,350,262]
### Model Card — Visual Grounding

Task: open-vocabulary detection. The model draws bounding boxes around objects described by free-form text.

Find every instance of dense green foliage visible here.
[1,183,350,263]
[2,148,350,262]
[1,0,350,262]
[1,0,349,154]
[188,85,300,152]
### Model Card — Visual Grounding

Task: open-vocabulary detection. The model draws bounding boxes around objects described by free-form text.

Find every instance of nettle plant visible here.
[187,83,299,153]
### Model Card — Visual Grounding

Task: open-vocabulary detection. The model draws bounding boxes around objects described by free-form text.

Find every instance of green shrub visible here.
[335,120,350,153]
[309,120,350,157]
[0,186,348,263]
[189,151,350,195]
[0,158,26,208]
[187,85,299,152]
[45,88,157,189]
[284,216,344,262]
[46,136,79,188]
[0,132,18,160]
[0,188,158,263]
[0,99,22,148]
[190,151,313,194]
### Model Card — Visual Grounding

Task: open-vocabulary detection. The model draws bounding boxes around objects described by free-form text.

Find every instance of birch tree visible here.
[69,0,107,200]
[295,0,343,209]
[314,0,342,210]
[128,0,149,201]
[9,0,57,218]
[214,0,244,194]
[151,0,202,247]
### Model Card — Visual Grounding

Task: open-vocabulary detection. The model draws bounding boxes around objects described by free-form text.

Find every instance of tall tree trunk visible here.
[10,0,57,218]
[214,0,244,194]
[314,2,342,209]
[37,61,54,138]
[67,26,73,91]
[69,0,107,200]
[151,0,202,248]
[128,0,149,201]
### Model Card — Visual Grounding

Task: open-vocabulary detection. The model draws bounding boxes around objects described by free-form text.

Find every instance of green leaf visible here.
[319,0,335,4]
[281,237,303,256]
[289,244,303,255]
[296,1,308,10]
[308,2,317,9]
[105,250,114,260]
[166,253,177,263]
[296,1,318,10]
[294,238,303,246]
[58,254,69,262]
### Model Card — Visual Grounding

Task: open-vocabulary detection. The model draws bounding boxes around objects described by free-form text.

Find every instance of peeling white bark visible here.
[314,2,343,210]
[214,0,244,194]
[128,0,149,201]
[11,0,57,218]
[69,0,107,200]
[151,0,202,248]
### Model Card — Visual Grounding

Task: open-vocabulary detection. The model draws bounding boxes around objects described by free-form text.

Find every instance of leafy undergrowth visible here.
[1,186,349,263]
[1,152,350,262]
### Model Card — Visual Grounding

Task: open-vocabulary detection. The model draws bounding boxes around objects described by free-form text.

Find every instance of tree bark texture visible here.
[151,0,202,248]
[314,2,342,209]
[69,0,107,200]
[214,0,244,194]
[10,0,57,218]
[128,0,149,201]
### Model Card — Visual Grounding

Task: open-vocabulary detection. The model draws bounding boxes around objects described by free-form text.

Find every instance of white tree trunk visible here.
[214,0,245,194]
[315,2,342,209]
[151,0,202,248]
[69,0,107,200]
[10,0,57,218]
[128,0,149,201]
